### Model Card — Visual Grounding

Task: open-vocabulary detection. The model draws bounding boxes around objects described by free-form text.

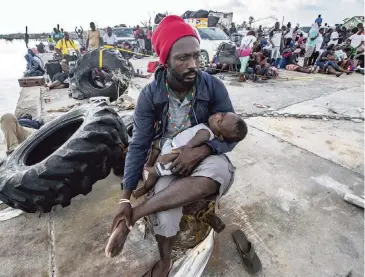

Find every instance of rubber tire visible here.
[0,103,128,213]
[200,51,209,67]
[73,48,131,100]
[77,74,121,101]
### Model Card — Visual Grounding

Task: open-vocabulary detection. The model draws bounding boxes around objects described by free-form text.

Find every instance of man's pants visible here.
[271,46,281,60]
[138,39,145,50]
[0,114,34,152]
[148,154,235,237]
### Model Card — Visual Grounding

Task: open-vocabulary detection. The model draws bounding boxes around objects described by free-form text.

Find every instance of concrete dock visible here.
[0,55,363,277]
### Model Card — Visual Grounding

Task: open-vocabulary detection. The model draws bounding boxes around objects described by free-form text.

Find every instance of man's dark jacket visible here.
[123,68,237,190]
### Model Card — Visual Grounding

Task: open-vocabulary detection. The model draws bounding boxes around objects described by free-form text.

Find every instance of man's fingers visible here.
[124,215,133,231]
[169,158,179,170]
[111,215,122,232]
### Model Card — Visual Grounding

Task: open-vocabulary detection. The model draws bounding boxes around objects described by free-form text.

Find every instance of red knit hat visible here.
[152,15,200,65]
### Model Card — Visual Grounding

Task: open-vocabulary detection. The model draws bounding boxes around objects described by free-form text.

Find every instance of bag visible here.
[147,61,159,73]
[238,38,253,57]
[238,48,252,57]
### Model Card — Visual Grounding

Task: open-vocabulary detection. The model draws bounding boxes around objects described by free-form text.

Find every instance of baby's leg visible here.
[145,140,161,167]
[132,169,159,199]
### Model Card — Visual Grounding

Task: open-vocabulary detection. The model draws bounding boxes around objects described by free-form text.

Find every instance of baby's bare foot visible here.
[105,220,130,258]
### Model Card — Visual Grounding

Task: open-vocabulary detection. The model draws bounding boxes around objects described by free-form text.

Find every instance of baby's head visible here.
[208,112,247,142]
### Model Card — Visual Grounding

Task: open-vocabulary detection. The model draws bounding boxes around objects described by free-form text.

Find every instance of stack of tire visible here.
[72,48,131,101]
[0,103,132,213]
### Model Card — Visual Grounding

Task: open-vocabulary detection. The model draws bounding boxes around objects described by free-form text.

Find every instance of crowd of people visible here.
[234,15,364,81]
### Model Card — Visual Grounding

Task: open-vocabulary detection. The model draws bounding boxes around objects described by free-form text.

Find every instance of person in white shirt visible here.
[103,27,118,47]
[284,22,293,44]
[269,22,283,61]
[349,29,364,49]
[328,26,340,46]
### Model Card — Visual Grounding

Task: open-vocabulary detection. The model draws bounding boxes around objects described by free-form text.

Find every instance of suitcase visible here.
[45,60,62,80]
[18,76,45,87]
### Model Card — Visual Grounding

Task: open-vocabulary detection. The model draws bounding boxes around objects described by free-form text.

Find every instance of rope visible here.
[103,45,155,58]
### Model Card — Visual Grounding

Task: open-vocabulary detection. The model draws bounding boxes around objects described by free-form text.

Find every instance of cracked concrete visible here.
[0,56,363,277]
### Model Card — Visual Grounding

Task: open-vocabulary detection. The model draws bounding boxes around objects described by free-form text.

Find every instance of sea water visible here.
[0,40,28,142]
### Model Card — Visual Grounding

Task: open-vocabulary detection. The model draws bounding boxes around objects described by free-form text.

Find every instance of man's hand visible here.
[111,189,133,232]
[169,145,211,177]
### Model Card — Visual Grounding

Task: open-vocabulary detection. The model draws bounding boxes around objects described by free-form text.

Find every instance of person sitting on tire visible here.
[105,16,240,277]
[55,32,79,62]
[0,114,42,155]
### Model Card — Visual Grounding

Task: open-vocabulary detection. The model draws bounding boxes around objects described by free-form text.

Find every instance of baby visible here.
[132,112,247,199]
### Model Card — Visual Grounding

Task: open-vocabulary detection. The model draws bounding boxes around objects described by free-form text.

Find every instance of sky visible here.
[0,0,364,34]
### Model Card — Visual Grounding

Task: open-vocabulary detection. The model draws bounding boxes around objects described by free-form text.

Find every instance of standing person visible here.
[229,23,237,35]
[309,27,325,66]
[145,26,153,54]
[86,22,102,50]
[135,25,146,50]
[105,15,242,276]
[103,27,118,47]
[328,26,340,46]
[55,32,79,62]
[75,26,84,47]
[315,14,323,25]
[304,23,319,67]
[258,25,263,39]
[238,30,257,81]
[52,28,63,43]
[269,22,282,64]
[349,25,365,50]
[284,22,293,45]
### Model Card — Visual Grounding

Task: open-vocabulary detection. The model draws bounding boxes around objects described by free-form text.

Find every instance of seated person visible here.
[282,47,312,74]
[55,32,79,62]
[0,113,42,155]
[132,112,247,199]
[44,60,70,90]
[24,52,45,77]
[316,44,352,76]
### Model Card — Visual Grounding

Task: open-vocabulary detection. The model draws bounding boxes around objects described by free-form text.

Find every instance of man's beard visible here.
[168,67,197,90]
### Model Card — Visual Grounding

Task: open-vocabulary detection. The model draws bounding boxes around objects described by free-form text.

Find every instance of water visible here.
[0,40,28,142]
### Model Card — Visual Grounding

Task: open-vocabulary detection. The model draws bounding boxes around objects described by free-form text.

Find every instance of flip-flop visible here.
[141,260,173,277]
[232,230,262,275]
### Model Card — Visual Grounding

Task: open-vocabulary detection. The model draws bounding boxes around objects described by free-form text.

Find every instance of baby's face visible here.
[208,112,239,142]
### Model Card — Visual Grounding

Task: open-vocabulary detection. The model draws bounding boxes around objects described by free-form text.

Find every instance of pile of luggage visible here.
[181,10,220,27]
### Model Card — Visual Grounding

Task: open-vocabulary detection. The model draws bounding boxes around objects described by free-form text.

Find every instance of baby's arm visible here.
[186,129,212,148]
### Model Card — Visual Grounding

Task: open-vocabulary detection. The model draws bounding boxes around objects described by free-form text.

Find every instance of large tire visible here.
[0,103,128,213]
[73,48,131,100]
[77,74,122,101]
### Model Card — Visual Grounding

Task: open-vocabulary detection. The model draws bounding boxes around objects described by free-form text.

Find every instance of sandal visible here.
[141,260,173,277]
[232,230,262,275]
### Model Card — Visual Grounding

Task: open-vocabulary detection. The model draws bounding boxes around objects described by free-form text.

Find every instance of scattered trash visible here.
[344,193,364,209]
[351,119,363,123]
[254,103,271,108]
[47,103,81,113]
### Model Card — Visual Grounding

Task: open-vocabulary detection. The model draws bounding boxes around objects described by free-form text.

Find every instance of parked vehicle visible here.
[114,27,137,47]
[193,27,232,66]
[296,26,311,40]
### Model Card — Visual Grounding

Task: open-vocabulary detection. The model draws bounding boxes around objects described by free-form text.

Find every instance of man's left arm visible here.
[207,77,238,154]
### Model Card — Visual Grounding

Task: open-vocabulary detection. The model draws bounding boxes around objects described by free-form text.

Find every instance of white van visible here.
[193,27,232,66]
